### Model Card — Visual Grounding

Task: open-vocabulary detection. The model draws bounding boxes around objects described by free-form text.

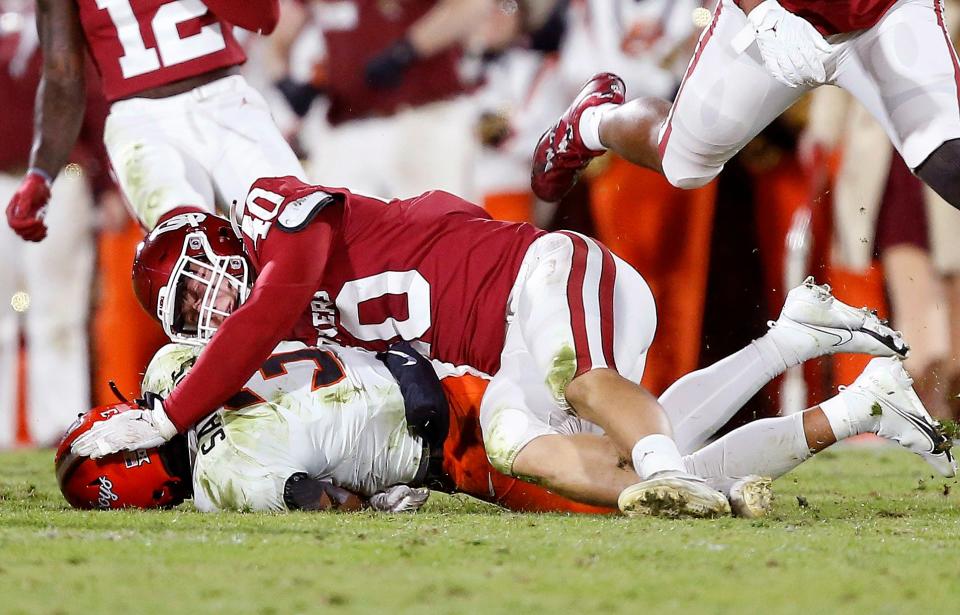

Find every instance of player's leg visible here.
[103,98,214,229]
[532,0,807,200]
[21,172,95,445]
[836,0,960,209]
[684,357,956,480]
[204,77,307,211]
[500,232,730,517]
[662,278,908,453]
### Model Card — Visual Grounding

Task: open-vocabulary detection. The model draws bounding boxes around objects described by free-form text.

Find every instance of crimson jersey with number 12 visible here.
[77,0,246,101]
[236,176,545,376]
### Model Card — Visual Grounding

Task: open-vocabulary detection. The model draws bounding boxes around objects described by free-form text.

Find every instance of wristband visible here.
[27,167,54,186]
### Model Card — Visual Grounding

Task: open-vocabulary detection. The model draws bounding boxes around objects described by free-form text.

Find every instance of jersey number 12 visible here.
[96,0,227,79]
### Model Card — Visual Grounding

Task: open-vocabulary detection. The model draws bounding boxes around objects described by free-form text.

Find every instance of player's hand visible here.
[364,38,418,89]
[5,171,52,242]
[368,485,430,513]
[72,395,178,458]
[733,0,833,88]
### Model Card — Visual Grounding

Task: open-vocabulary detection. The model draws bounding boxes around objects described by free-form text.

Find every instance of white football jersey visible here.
[141,341,424,512]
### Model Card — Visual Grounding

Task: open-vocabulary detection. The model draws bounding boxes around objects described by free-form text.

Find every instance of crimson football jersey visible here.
[76,0,246,101]
[780,0,898,34]
[318,0,469,124]
[237,176,545,375]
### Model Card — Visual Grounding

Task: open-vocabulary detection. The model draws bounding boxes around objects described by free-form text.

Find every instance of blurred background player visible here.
[270,0,492,200]
[0,0,115,448]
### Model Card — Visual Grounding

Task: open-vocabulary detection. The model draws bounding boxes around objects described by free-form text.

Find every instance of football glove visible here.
[368,485,430,513]
[732,0,833,89]
[71,394,178,459]
[6,170,52,242]
[364,38,418,89]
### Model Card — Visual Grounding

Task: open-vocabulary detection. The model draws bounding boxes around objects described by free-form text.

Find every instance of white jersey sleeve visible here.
[141,341,424,512]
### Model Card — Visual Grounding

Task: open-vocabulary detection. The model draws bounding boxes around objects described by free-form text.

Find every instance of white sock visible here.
[818,388,880,441]
[659,341,787,454]
[631,434,686,479]
[578,103,617,151]
[683,413,810,480]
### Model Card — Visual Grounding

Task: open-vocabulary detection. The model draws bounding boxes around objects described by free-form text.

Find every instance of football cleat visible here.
[531,72,625,202]
[618,471,731,519]
[706,475,773,519]
[848,357,956,477]
[768,276,908,363]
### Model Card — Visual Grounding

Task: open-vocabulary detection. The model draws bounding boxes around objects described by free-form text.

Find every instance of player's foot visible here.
[706,475,773,519]
[618,471,731,519]
[767,276,908,364]
[849,357,956,477]
[531,72,625,202]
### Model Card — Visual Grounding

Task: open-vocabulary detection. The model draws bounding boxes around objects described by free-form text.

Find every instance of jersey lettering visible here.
[96,0,227,79]
[239,187,285,246]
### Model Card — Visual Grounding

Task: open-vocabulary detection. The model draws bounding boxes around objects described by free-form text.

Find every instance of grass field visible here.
[1,445,959,615]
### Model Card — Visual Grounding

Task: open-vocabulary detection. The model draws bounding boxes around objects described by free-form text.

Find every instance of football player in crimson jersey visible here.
[71,179,955,517]
[532,0,960,211]
[5,0,305,241]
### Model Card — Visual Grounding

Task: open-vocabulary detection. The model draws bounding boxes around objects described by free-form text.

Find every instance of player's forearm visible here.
[31,0,87,178]
[29,74,86,178]
[408,0,494,57]
[163,282,317,431]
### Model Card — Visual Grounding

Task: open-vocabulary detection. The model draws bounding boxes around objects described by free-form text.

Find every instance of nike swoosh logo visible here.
[876,397,942,453]
[797,322,852,347]
[386,350,417,367]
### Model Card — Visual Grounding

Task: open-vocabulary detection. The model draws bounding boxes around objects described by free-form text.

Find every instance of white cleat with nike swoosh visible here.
[848,357,956,477]
[768,277,908,364]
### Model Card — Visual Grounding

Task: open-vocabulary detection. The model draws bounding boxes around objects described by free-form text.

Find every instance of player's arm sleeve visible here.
[161,208,342,432]
[283,474,365,512]
[203,0,280,35]
[30,0,87,178]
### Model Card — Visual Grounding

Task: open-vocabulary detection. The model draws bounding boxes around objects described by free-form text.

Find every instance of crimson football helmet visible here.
[56,403,190,510]
[133,212,251,345]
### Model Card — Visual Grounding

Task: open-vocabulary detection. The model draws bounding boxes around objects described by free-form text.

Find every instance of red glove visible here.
[6,171,52,242]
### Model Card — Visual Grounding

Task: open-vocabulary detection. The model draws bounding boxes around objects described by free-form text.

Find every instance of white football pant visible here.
[104,74,306,229]
[661,0,960,188]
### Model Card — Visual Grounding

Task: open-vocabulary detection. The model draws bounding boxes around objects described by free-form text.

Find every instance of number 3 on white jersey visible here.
[96,0,227,79]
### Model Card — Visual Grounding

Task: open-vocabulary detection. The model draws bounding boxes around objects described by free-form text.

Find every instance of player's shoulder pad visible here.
[277,190,337,233]
[141,343,201,397]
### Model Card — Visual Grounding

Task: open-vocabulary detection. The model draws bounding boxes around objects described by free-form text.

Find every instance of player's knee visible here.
[564,368,620,415]
[660,146,721,190]
[481,407,529,476]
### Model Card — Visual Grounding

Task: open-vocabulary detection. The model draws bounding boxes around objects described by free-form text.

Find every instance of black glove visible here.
[274,76,322,118]
[364,38,418,90]
[377,341,449,448]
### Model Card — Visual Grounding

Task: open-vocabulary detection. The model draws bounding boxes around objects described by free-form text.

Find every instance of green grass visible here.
[1,446,959,614]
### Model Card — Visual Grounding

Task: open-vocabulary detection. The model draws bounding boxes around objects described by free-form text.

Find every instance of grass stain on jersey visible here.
[545,345,577,404]
[142,343,201,396]
[322,385,362,406]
